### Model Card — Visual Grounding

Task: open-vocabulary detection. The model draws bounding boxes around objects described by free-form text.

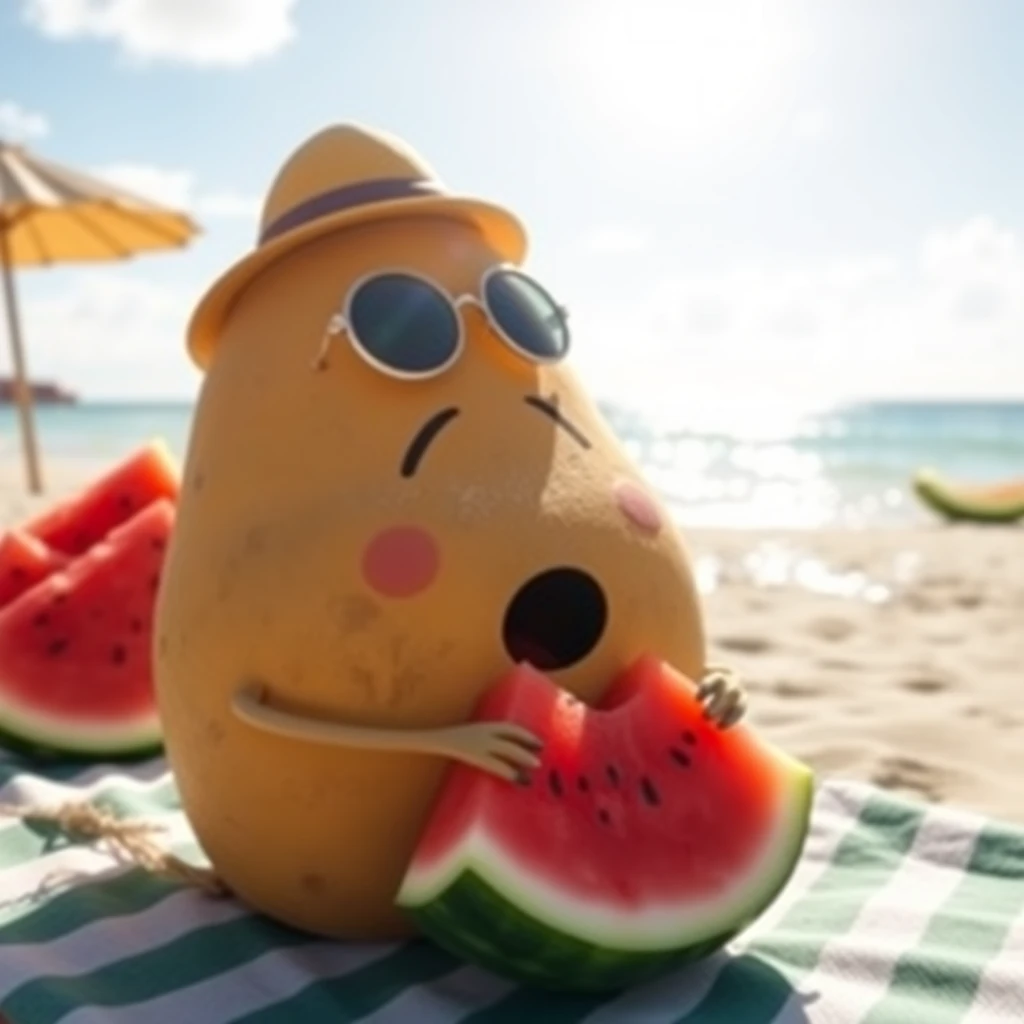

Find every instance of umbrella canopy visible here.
[0,140,200,494]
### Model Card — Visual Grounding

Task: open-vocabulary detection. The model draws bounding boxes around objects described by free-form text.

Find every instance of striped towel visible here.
[0,753,1022,1024]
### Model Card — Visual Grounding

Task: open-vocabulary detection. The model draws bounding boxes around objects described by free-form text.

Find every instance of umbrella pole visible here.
[0,232,43,495]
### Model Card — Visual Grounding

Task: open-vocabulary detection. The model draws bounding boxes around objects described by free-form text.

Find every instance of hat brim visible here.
[185,194,528,369]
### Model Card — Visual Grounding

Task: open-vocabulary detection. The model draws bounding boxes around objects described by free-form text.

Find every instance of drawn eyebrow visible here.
[524,396,592,450]
[400,407,461,478]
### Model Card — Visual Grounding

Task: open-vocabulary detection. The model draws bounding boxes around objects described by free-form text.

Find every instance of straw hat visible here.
[186,123,527,368]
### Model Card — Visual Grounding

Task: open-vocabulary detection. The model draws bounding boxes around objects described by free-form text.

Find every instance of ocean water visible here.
[0,398,1020,529]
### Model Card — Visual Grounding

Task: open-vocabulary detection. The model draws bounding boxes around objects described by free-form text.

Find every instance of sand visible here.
[692,525,1024,826]
[2,458,1022,826]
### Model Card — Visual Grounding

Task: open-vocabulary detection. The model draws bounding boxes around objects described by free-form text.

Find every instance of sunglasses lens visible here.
[484,269,569,362]
[348,273,460,376]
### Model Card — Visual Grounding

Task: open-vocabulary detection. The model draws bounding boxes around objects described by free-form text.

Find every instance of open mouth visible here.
[501,566,607,672]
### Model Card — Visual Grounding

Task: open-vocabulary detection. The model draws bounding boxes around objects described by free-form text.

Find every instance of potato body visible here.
[155,217,706,938]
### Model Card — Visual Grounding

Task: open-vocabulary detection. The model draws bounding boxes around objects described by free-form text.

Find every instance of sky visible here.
[2,0,1024,410]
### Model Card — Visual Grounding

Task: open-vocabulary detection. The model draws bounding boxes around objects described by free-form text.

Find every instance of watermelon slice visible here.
[913,468,1024,524]
[397,657,813,991]
[0,530,69,608]
[0,499,175,760]
[25,440,179,555]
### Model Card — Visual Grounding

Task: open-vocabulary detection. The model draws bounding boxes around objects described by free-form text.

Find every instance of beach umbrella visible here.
[0,140,200,494]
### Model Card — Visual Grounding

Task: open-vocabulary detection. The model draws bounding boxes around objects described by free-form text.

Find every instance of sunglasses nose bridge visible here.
[454,293,502,348]
[452,293,494,342]
[454,297,539,381]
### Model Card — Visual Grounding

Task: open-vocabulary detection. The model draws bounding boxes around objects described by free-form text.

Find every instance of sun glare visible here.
[568,0,805,152]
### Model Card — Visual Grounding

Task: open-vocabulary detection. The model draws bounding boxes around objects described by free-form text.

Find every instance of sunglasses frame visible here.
[320,264,570,380]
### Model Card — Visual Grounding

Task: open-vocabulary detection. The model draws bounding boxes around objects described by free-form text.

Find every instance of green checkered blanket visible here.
[0,752,1021,1023]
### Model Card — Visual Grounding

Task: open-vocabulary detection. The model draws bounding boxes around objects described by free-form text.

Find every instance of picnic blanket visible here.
[0,752,1021,1024]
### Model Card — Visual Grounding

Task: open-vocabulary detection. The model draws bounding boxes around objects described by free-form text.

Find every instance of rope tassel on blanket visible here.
[0,800,231,898]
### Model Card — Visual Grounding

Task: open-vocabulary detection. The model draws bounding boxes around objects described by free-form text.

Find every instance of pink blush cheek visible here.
[361,526,440,598]
[614,480,664,537]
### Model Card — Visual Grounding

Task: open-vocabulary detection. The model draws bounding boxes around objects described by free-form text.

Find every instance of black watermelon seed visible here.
[606,764,621,787]
[640,777,660,806]
[47,638,68,656]
[670,747,692,767]
[110,644,127,665]
[32,612,49,627]
[598,809,611,826]
[548,770,563,797]
[577,775,590,793]
[682,730,697,745]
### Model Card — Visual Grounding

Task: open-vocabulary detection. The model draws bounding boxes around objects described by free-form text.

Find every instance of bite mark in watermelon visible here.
[0,499,175,759]
[397,656,813,991]
[0,530,69,608]
[25,440,179,555]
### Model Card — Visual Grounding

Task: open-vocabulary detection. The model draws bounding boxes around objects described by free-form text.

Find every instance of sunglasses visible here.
[312,265,570,378]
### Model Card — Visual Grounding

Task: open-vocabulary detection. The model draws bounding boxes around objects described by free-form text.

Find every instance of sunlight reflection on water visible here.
[694,542,923,603]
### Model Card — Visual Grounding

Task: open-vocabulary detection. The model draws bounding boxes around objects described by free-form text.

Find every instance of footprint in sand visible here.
[716,635,774,655]
[964,704,1020,730]
[901,676,949,694]
[772,678,822,698]
[871,755,944,803]
[903,592,941,612]
[807,616,857,642]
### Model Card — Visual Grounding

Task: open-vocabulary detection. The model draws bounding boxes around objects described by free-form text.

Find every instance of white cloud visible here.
[571,215,1024,413]
[21,0,298,67]
[93,162,193,207]
[196,189,261,220]
[20,272,202,400]
[0,99,50,140]
[93,162,260,221]
[580,225,650,255]
[16,216,1024,405]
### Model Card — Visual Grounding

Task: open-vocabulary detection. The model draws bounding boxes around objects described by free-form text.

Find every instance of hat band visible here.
[259,176,445,245]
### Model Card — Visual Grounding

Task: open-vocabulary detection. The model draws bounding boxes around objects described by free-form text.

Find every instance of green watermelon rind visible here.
[397,757,814,990]
[913,470,1024,524]
[0,692,163,761]
[0,727,162,763]
[409,872,736,992]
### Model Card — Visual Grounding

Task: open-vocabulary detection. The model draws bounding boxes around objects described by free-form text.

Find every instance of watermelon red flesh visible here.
[397,656,813,989]
[24,441,178,556]
[0,499,174,756]
[0,531,68,608]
